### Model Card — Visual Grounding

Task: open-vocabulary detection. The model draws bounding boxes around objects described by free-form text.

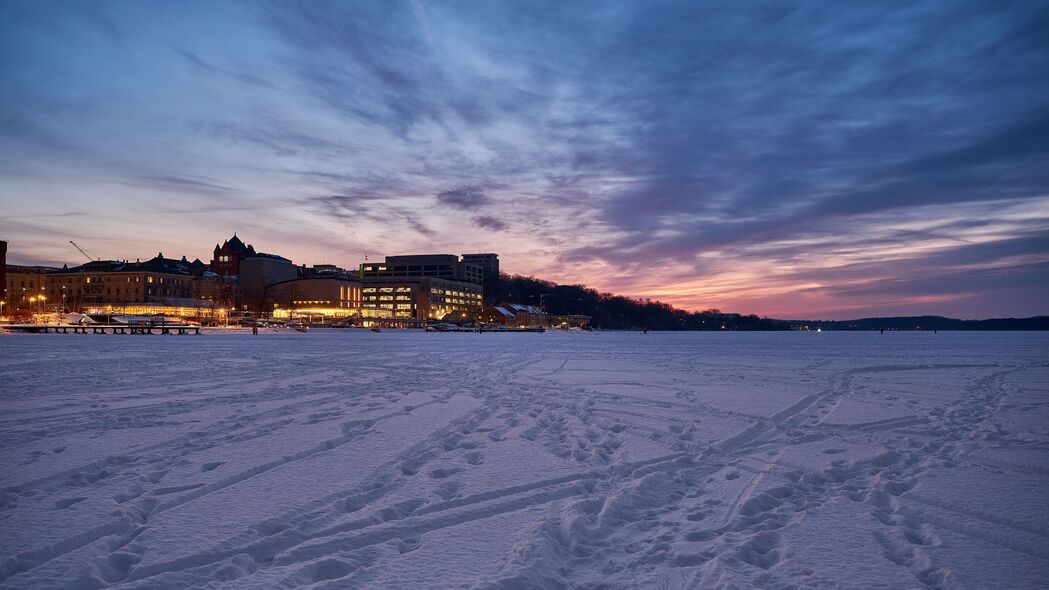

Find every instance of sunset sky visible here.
[2,0,1047,319]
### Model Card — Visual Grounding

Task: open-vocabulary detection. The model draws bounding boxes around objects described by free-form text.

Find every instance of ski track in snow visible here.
[1,331,1047,589]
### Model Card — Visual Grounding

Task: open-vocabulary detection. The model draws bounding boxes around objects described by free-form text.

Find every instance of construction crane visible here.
[69,240,97,262]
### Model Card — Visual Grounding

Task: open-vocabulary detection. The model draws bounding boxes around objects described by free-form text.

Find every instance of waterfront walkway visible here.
[4,324,201,335]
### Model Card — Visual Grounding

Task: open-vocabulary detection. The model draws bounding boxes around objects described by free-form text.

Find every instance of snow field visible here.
[1,330,1047,588]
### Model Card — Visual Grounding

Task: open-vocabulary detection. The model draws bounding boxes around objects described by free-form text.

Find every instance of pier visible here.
[4,324,201,335]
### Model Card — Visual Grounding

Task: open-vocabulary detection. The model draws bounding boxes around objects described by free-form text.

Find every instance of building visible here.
[5,264,58,313]
[45,254,205,316]
[239,253,298,312]
[461,253,499,277]
[302,264,353,279]
[1,240,6,304]
[210,234,255,276]
[461,253,499,280]
[192,271,241,311]
[264,275,482,322]
[486,302,547,327]
[359,254,484,285]
[550,314,592,328]
[355,254,486,321]
[462,253,500,302]
[360,277,483,320]
[267,277,362,319]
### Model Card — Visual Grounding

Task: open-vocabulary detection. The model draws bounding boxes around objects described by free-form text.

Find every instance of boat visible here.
[370,326,381,333]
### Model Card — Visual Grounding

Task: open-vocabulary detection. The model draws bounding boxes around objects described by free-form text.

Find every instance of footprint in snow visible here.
[147,469,169,483]
[725,471,741,480]
[54,497,87,509]
[200,462,225,472]
[429,467,463,479]
[434,480,465,500]
[393,536,423,554]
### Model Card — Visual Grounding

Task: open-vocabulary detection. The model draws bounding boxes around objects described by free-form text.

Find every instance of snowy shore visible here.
[1,331,1047,589]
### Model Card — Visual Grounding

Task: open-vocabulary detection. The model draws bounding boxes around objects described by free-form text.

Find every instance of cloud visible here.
[474,215,508,231]
[436,186,490,209]
[123,174,234,196]
[174,48,273,89]
[187,119,355,158]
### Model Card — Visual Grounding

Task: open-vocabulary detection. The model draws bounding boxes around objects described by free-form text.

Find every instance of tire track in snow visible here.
[109,454,686,587]
[0,390,460,584]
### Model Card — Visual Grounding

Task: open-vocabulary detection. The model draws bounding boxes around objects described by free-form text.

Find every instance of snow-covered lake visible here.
[1,330,1047,589]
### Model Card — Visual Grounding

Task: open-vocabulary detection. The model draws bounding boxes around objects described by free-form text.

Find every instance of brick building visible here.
[210,234,255,276]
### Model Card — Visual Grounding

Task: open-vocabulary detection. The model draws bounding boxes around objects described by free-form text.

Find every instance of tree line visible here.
[488,274,1049,331]
[488,274,779,330]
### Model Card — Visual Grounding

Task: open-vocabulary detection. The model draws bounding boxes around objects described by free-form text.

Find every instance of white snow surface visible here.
[1,330,1047,589]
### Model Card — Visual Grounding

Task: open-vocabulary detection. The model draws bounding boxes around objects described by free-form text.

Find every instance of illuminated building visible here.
[5,264,58,312]
[360,277,483,320]
[355,253,486,320]
[45,255,206,316]
[266,277,362,319]
[263,275,481,322]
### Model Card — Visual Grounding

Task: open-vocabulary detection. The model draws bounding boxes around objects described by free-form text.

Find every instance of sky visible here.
[1,0,1047,320]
